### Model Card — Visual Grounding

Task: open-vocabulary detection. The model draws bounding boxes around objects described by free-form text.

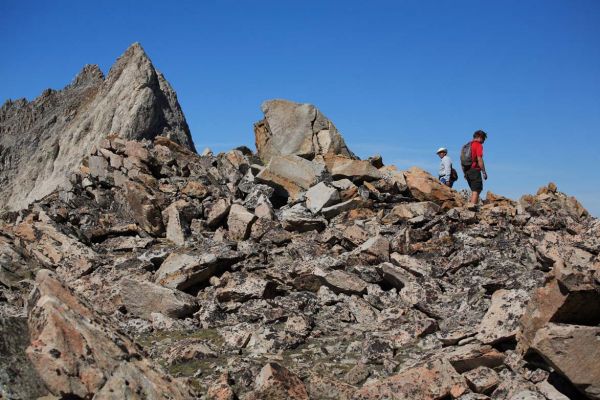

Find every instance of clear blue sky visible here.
[1,1,599,215]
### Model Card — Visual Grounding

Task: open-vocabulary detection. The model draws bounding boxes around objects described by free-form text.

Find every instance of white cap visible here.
[436,147,447,154]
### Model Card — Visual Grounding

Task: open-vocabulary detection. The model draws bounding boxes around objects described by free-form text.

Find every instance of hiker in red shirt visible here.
[464,130,488,205]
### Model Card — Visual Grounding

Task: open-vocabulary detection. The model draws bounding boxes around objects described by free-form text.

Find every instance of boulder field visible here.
[1,44,598,400]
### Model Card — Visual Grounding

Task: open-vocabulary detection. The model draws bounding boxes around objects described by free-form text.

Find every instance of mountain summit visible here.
[0,42,195,211]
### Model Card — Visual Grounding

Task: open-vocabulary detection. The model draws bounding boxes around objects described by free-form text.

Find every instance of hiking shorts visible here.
[465,169,483,192]
[439,177,454,188]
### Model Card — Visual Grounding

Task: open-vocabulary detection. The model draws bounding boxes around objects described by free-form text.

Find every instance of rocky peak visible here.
[0,43,195,211]
[71,64,104,88]
[103,42,154,88]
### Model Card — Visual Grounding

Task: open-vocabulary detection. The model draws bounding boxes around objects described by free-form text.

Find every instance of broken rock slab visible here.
[390,253,432,277]
[216,272,277,302]
[476,289,529,345]
[321,197,364,219]
[384,201,441,223]
[324,154,382,182]
[162,199,200,245]
[256,154,327,201]
[404,166,464,209]
[155,250,242,291]
[530,323,600,399]
[378,165,408,193]
[281,204,327,233]
[254,99,355,164]
[118,278,199,319]
[123,180,165,236]
[332,178,359,201]
[354,235,390,264]
[321,269,368,296]
[443,343,506,373]
[343,224,370,247]
[518,273,600,353]
[378,262,425,306]
[26,270,190,399]
[206,198,231,229]
[227,204,256,241]
[306,182,341,213]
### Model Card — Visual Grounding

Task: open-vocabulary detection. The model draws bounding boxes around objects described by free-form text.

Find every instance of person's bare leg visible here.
[470,191,480,204]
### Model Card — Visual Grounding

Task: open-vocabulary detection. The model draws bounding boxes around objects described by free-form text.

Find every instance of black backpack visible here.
[450,167,459,183]
[460,141,473,170]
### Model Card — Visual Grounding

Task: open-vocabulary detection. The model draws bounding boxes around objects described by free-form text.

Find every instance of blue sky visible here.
[1,1,599,215]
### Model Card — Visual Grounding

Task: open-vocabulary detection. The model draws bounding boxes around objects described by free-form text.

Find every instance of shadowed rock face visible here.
[0,42,195,211]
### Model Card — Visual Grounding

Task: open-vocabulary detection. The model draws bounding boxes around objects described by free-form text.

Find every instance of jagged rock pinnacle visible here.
[0,43,195,211]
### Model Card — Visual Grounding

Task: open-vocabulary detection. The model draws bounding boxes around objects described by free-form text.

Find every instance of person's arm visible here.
[477,156,487,179]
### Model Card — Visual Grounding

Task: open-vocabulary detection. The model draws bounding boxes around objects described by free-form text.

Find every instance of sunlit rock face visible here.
[0,42,195,211]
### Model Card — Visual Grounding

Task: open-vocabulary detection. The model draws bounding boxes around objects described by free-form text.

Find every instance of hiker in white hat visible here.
[436,147,456,187]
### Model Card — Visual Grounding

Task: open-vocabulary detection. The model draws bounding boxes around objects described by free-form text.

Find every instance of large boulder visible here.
[404,167,464,209]
[26,270,191,398]
[118,278,199,319]
[256,155,327,201]
[324,155,382,182]
[0,42,195,211]
[518,265,600,353]
[254,99,355,164]
[529,323,600,399]
[155,250,242,291]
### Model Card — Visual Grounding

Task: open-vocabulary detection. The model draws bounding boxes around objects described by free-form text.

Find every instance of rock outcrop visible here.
[254,99,356,164]
[0,42,195,211]
[1,60,598,398]
[27,269,191,398]
[1,130,596,399]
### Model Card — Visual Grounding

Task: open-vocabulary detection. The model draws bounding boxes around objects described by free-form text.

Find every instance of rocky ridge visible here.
[1,52,599,400]
[0,43,195,212]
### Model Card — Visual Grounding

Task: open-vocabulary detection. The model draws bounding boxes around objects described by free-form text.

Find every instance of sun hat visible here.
[436,147,447,154]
